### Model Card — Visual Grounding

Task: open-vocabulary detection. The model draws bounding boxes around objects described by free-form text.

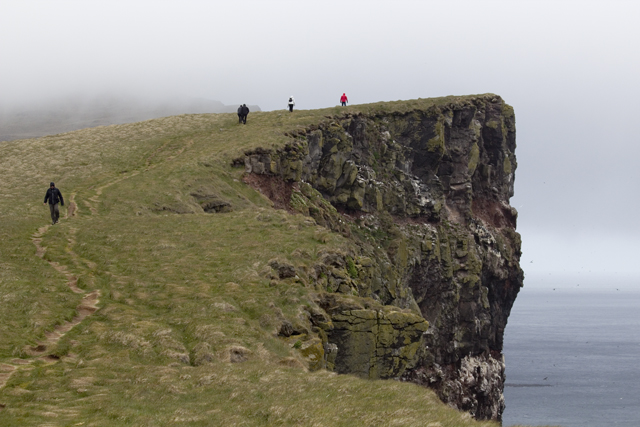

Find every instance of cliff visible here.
[240,94,523,420]
[0,95,519,425]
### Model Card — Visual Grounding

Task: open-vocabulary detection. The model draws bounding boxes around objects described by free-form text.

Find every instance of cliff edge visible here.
[241,94,523,421]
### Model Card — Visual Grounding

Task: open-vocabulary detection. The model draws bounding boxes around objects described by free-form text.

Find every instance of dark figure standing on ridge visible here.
[240,104,249,124]
[44,182,64,225]
[340,93,348,106]
[237,105,244,124]
[287,96,295,112]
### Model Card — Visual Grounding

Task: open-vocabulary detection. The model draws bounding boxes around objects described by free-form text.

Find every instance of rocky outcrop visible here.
[240,94,523,421]
[316,294,429,379]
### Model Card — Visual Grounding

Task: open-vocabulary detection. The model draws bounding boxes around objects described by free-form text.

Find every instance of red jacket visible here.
[340,94,348,103]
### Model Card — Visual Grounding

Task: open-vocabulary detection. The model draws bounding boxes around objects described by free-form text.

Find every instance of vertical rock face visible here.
[241,95,523,421]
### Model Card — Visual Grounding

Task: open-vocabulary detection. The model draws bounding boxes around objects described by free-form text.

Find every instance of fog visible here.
[2,0,639,280]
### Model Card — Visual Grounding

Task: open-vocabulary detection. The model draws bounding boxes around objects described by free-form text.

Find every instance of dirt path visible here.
[28,196,102,356]
[0,364,17,393]
[83,170,141,215]
[83,138,192,215]
[0,196,101,391]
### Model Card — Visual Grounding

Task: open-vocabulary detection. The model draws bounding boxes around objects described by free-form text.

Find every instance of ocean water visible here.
[502,277,640,427]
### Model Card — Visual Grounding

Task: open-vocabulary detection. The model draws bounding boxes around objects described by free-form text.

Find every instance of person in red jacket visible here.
[340,93,348,106]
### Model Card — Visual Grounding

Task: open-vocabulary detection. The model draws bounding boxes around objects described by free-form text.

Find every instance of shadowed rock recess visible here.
[240,94,523,421]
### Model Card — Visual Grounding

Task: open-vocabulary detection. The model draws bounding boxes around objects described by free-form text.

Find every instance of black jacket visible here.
[44,188,64,205]
[241,105,250,115]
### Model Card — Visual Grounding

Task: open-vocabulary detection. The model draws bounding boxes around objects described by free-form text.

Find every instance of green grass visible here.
[0,97,537,425]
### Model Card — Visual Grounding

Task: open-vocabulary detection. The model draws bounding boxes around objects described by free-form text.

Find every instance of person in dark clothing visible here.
[237,105,244,124]
[288,96,295,112]
[44,182,64,225]
[240,104,249,124]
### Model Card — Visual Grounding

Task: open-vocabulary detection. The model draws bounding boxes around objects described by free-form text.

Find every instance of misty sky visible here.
[2,0,639,281]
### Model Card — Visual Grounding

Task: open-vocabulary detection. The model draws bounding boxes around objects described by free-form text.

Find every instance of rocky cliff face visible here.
[240,94,523,421]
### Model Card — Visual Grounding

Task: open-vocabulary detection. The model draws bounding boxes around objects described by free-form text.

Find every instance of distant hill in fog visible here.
[0,96,261,141]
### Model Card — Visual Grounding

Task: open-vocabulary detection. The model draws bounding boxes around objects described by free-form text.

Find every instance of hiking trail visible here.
[1,138,193,392]
[0,196,100,391]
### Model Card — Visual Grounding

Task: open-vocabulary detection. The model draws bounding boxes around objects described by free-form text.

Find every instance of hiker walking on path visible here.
[240,104,249,124]
[287,96,295,112]
[44,182,64,225]
[340,93,348,106]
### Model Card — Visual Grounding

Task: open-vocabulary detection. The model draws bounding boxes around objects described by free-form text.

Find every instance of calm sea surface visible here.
[502,277,640,427]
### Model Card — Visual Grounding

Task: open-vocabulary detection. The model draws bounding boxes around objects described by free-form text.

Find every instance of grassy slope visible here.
[0,98,526,426]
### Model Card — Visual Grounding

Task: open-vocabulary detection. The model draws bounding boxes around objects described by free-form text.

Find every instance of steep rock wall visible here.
[241,95,523,421]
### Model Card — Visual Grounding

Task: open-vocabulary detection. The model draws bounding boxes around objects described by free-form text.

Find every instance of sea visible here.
[502,275,640,427]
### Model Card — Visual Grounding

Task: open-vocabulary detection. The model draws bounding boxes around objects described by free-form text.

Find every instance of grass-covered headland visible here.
[0,99,540,426]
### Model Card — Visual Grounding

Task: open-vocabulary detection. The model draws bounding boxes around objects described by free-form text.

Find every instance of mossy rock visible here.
[299,337,325,371]
[325,307,428,379]
[468,143,480,175]
[503,154,512,175]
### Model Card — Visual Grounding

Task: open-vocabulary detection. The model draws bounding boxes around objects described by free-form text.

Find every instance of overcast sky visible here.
[2,0,639,280]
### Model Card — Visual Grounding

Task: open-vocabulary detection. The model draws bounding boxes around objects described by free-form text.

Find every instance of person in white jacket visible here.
[287,96,295,112]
